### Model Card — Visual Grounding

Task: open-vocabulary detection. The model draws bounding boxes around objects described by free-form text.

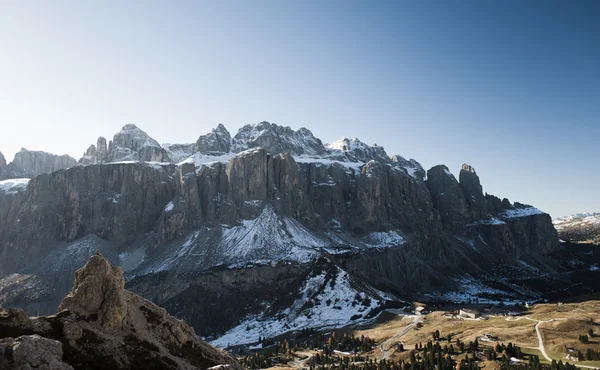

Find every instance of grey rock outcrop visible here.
[163,143,195,163]
[0,253,242,370]
[195,124,232,154]
[1,149,77,180]
[326,138,390,163]
[426,165,470,230]
[0,334,74,370]
[0,152,7,180]
[459,163,491,220]
[233,121,326,155]
[0,162,175,274]
[80,125,170,164]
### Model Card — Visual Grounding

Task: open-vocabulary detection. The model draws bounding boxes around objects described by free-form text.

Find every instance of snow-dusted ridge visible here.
[0,178,30,194]
[210,266,382,347]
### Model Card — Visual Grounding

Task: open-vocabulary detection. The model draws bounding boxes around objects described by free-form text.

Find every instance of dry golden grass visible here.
[346,301,600,364]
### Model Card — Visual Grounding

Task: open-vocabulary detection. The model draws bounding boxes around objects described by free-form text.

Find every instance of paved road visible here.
[507,316,599,370]
[380,315,423,360]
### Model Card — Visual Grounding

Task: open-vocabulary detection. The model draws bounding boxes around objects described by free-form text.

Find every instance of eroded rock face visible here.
[233,121,326,156]
[0,163,176,274]
[0,254,242,370]
[459,164,491,220]
[195,124,231,154]
[59,253,126,329]
[80,125,170,164]
[2,149,77,180]
[0,334,74,370]
[0,152,7,175]
[426,165,470,231]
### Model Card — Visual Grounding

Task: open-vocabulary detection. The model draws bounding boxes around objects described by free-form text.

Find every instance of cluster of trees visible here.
[294,332,376,354]
[573,349,600,361]
[578,335,589,343]
[307,339,476,370]
[578,328,596,343]
[489,342,523,359]
[239,349,290,369]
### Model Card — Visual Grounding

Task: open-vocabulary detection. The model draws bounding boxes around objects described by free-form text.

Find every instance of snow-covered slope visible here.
[210,266,382,347]
[553,212,600,243]
[0,178,30,194]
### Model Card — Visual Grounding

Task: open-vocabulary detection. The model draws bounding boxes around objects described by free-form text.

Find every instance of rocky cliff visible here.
[0,149,77,180]
[0,122,568,347]
[80,124,170,164]
[0,253,242,370]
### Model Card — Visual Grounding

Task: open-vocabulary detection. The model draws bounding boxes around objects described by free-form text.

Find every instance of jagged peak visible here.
[233,121,325,156]
[121,123,140,131]
[113,123,161,149]
[214,123,229,133]
[461,163,476,174]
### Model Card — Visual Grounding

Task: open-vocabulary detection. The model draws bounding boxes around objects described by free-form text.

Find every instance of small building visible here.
[459,309,479,319]
[414,304,429,315]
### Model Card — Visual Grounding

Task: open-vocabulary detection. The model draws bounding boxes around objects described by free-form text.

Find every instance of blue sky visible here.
[0,0,598,218]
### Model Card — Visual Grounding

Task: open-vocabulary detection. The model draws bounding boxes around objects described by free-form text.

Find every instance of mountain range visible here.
[0,122,597,348]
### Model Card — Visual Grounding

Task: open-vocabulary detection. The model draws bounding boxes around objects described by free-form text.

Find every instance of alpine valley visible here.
[0,122,598,351]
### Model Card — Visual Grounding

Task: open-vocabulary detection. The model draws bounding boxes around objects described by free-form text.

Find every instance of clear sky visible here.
[0,0,598,218]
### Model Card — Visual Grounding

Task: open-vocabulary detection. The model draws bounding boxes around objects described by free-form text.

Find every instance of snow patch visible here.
[210,267,379,348]
[0,178,30,194]
[502,207,544,218]
[361,231,406,248]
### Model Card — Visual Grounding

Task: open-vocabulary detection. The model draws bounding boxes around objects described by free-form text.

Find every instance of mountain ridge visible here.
[0,121,584,348]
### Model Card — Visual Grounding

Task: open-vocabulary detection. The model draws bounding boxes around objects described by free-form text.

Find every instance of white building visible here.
[459,309,479,319]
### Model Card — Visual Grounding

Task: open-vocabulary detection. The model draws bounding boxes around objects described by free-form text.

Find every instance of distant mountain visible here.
[0,121,591,348]
[0,148,77,181]
[553,213,600,244]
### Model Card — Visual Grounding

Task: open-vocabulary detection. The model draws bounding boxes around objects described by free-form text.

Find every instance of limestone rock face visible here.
[226,148,272,206]
[80,125,170,164]
[0,152,6,172]
[163,143,196,163]
[459,163,491,220]
[0,334,74,370]
[233,121,326,155]
[59,252,126,329]
[0,162,175,274]
[326,137,390,163]
[195,124,231,154]
[0,254,243,370]
[2,149,77,180]
[426,165,470,231]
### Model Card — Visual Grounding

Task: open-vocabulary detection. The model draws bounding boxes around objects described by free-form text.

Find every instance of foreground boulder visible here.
[0,253,242,370]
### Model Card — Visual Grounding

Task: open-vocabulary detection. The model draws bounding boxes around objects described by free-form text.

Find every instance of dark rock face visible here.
[427,165,470,231]
[459,164,491,220]
[0,163,175,274]
[0,334,74,370]
[195,124,232,154]
[0,253,242,370]
[1,149,77,180]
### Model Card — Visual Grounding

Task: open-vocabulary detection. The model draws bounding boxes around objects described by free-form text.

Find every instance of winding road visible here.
[380,315,423,360]
[506,316,599,370]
